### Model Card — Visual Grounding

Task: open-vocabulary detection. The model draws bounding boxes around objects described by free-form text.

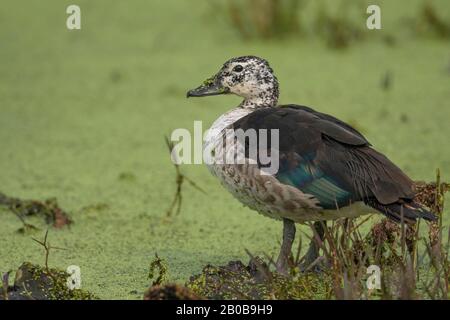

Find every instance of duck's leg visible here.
[300,221,326,272]
[275,218,296,275]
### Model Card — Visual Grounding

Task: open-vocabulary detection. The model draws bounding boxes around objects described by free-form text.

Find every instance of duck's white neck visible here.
[208,107,252,135]
[205,91,278,147]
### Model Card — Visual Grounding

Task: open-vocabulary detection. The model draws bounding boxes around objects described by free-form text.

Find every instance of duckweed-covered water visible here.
[0,0,449,299]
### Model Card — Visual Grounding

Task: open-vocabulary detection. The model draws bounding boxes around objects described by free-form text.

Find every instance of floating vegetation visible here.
[0,192,72,232]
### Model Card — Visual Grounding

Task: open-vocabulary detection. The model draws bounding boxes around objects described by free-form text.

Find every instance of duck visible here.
[186,55,436,274]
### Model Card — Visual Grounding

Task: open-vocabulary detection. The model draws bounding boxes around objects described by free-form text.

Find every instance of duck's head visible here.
[187,56,279,108]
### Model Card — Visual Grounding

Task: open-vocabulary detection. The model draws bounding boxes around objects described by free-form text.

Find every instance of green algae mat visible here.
[0,1,449,299]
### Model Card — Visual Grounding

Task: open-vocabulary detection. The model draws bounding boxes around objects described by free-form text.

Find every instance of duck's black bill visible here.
[186,81,229,98]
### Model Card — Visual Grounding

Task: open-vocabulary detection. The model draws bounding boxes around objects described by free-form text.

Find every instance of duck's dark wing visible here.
[232,105,435,222]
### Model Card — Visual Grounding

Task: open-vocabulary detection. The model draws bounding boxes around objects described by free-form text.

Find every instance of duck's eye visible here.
[233,65,244,73]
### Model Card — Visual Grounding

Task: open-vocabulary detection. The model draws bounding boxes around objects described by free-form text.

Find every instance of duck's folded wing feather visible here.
[231,105,415,210]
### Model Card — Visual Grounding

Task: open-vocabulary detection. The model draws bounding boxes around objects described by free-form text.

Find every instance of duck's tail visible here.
[365,198,437,223]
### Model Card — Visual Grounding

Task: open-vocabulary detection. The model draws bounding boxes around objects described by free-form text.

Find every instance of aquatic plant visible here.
[164,136,206,217]
[0,192,72,232]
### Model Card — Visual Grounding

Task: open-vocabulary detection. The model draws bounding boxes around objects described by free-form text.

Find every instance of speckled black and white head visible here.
[187,56,279,109]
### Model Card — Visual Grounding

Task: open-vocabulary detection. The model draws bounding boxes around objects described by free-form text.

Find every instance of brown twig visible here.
[31,230,66,274]
[164,136,206,217]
